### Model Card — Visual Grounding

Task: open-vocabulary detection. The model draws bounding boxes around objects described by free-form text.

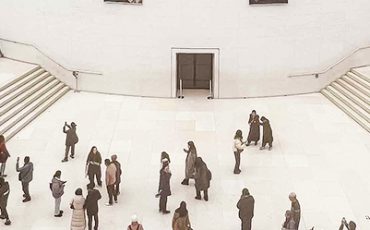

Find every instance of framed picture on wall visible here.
[104,0,143,4]
[250,0,288,4]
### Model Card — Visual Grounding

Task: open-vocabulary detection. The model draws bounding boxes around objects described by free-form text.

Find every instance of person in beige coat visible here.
[70,188,86,230]
[172,201,191,230]
[104,159,117,206]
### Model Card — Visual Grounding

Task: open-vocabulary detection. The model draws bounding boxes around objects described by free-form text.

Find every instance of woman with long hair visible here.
[51,170,66,217]
[86,146,102,187]
[0,135,10,177]
[172,201,191,230]
[233,130,246,174]
[181,141,197,186]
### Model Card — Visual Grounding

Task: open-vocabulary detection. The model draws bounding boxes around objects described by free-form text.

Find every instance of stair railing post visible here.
[72,71,79,93]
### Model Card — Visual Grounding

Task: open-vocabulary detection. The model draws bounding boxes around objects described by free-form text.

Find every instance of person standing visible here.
[172,201,191,230]
[194,157,212,201]
[260,116,273,151]
[0,177,11,225]
[51,170,66,217]
[158,159,171,214]
[84,184,101,230]
[339,218,356,230]
[289,193,301,229]
[127,215,144,230]
[16,156,33,202]
[70,188,86,230]
[247,110,260,146]
[181,141,197,186]
[0,135,10,177]
[62,122,79,162]
[233,130,247,174]
[237,188,255,230]
[282,210,297,230]
[111,154,122,198]
[104,159,117,206]
[86,147,102,187]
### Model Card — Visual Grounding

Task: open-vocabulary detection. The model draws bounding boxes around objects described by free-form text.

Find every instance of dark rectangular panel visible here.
[250,0,287,4]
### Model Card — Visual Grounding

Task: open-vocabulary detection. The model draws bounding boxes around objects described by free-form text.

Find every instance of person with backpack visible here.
[0,135,10,177]
[0,177,11,225]
[127,215,144,230]
[86,147,102,187]
[84,183,101,230]
[70,188,86,230]
[50,170,66,217]
[16,156,33,202]
[62,122,79,162]
[181,141,197,186]
[194,157,212,201]
[172,201,192,230]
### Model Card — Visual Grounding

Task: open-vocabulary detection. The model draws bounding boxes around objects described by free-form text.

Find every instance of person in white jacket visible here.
[70,188,86,230]
[233,130,247,174]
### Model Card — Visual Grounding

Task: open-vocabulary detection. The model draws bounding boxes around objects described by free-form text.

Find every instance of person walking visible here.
[104,159,117,206]
[282,210,297,230]
[111,154,122,198]
[247,110,260,146]
[194,157,212,201]
[233,130,246,174]
[16,156,33,202]
[158,159,171,214]
[172,201,191,230]
[260,116,273,150]
[51,170,66,217]
[237,188,255,230]
[0,177,11,225]
[181,141,197,186]
[127,215,144,230]
[84,184,101,230]
[62,122,79,162]
[86,147,102,187]
[70,188,86,230]
[0,135,10,177]
[289,192,301,229]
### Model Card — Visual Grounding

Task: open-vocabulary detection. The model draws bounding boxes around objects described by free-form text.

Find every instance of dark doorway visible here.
[177,53,213,90]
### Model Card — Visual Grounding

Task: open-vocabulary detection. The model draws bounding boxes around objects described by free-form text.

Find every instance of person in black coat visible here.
[237,188,255,230]
[62,122,79,162]
[86,147,102,187]
[194,157,212,201]
[158,159,171,214]
[84,183,102,230]
[111,154,122,198]
[0,177,11,226]
[247,110,260,146]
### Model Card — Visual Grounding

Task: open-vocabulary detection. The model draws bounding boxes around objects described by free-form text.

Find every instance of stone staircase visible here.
[0,66,70,140]
[321,68,370,132]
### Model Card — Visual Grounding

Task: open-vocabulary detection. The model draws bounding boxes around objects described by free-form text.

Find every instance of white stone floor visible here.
[0,58,37,85]
[2,90,369,230]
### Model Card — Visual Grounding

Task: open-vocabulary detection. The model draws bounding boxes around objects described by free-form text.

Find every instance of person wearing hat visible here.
[237,188,254,230]
[247,110,260,146]
[259,116,273,151]
[181,141,197,186]
[289,192,301,229]
[282,210,297,230]
[127,215,144,230]
[339,217,356,230]
[62,122,79,162]
[158,159,171,214]
[0,177,11,225]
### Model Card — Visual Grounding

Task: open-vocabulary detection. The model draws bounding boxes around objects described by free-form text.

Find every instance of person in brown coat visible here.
[104,159,117,206]
[247,110,260,146]
[259,116,273,150]
[181,141,197,186]
[194,157,212,201]
[62,122,79,162]
[158,159,171,214]
[0,135,10,177]
[172,201,191,230]
[237,188,254,230]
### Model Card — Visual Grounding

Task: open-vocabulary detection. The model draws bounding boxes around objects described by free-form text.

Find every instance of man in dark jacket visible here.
[237,188,254,230]
[194,157,212,201]
[0,177,11,225]
[111,154,122,200]
[16,156,33,202]
[158,159,171,214]
[85,183,102,230]
[62,122,79,162]
[260,116,273,150]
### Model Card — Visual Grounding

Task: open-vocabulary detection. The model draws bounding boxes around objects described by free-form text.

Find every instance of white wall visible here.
[1,0,370,98]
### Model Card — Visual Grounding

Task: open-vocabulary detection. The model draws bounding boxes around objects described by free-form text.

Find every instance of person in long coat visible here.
[127,215,144,230]
[172,201,191,230]
[282,210,297,230]
[0,177,11,225]
[86,147,102,187]
[194,157,212,201]
[62,122,79,162]
[289,193,301,229]
[259,116,273,150]
[247,110,260,146]
[84,184,101,230]
[0,135,10,177]
[70,188,86,230]
[158,159,171,214]
[233,130,246,174]
[237,188,254,230]
[181,141,197,186]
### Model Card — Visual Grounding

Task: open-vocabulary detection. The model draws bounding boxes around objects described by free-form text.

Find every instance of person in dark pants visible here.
[84,183,101,230]
[62,122,79,162]
[339,218,356,230]
[16,156,33,202]
[247,110,260,146]
[194,157,212,201]
[237,188,254,230]
[233,130,246,174]
[0,135,11,177]
[181,141,197,186]
[158,159,171,214]
[104,159,117,206]
[86,147,102,187]
[0,177,11,225]
[289,192,301,229]
[260,116,273,151]
[111,154,122,199]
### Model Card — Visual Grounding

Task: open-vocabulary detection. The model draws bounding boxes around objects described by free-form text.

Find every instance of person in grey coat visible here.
[62,122,79,162]
[194,157,212,201]
[181,141,197,186]
[51,170,66,217]
[16,156,33,202]
[237,188,255,230]
[282,210,297,230]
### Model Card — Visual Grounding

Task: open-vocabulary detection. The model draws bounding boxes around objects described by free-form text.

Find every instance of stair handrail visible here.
[0,37,103,76]
[288,45,370,78]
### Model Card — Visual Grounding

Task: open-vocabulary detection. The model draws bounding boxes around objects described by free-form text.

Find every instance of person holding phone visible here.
[51,170,66,217]
[16,156,33,202]
[339,218,356,230]
[62,122,79,162]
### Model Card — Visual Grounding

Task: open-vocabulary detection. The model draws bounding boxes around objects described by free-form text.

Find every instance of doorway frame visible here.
[171,48,220,98]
